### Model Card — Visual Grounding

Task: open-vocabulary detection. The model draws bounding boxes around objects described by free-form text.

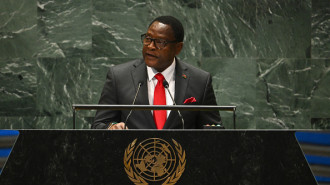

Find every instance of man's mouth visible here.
[146,53,158,58]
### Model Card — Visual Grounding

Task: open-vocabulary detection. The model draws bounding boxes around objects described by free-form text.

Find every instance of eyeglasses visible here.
[141,34,178,49]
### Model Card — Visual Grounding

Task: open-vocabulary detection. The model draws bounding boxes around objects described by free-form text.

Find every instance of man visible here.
[92,16,221,129]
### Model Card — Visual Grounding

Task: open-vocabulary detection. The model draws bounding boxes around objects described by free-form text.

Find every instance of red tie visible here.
[153,73,167,129]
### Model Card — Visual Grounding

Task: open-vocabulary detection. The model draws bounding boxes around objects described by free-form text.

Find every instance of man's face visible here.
[142,21,183,72]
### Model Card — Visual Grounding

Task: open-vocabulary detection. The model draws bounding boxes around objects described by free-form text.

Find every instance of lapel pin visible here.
[182,74,187,79]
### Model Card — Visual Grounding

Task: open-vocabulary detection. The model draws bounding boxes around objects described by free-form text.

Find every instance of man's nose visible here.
[148,40,157,50]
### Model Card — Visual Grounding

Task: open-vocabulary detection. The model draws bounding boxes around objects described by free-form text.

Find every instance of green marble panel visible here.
[311,0,330,58]
[36,0,92,58]
[311,118,330,129]
[0,117,37,129]
[0,115,90,129]
[256,0,311,58]
[0,0,38,58]
[36,58,93,119]
[311,59,330,119]
[92,0,147,58]
[200,58,256,129]
[0,0,328,129]
[33,115,90,129]
[178,57,200,69]
[199,0,257,58]
[92,0,203,60]
[92,0,258,59]
[143,1,202,60]
[0,58,36,117]
[256,59,312,129]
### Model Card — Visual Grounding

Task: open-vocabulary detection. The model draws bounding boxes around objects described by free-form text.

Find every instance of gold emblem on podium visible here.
[124,138,186,185]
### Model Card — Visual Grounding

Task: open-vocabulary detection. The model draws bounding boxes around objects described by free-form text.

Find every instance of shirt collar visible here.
[147,58,176,82]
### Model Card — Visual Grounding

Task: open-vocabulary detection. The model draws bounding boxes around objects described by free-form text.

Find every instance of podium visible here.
[0,130,317,185]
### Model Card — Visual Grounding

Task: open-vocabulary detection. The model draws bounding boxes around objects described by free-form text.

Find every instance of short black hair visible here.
[149,16,184,42]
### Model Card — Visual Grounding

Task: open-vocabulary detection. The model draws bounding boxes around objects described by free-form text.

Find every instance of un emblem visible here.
[124,138,186,185]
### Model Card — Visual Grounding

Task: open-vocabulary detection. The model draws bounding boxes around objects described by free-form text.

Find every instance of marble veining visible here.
[0,0,329,129]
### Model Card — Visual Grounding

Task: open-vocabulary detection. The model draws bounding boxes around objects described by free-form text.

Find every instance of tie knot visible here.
[155,73,165,82]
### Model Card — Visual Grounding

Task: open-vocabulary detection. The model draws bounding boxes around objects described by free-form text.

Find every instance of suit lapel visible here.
[131,59,156,129]
[174,60,189,106]
[163,59,189,129]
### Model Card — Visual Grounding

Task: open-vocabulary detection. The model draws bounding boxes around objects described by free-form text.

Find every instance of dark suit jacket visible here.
[92,58,221,129]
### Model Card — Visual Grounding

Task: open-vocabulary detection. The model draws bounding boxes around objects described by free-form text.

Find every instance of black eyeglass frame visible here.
[141,34,178,49]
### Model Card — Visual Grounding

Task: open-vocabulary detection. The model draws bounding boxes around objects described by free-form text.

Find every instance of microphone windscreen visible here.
[163,80,169,88]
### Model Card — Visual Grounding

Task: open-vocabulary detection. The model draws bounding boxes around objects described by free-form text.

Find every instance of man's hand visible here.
[107,122,128,130]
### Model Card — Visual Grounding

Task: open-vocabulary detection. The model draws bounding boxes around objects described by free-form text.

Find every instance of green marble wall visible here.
[0,0,329,129]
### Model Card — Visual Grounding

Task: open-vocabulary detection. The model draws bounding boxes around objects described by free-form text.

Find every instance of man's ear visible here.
[175,42,183,56]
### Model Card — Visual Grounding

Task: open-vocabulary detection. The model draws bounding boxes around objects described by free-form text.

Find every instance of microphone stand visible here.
[124,82,143,129]
[163,80,185,129]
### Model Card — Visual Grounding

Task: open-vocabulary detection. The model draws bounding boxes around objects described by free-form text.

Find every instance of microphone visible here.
[163,80,185,129]
[124,82,143,128]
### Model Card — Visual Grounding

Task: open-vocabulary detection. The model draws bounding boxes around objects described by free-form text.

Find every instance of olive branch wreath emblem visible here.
[123,138,186,185]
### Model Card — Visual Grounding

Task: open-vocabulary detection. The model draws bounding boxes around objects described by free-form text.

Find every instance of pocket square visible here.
[183,97,197,104]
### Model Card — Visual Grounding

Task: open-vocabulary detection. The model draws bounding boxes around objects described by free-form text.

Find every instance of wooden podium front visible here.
[0,130,317,185]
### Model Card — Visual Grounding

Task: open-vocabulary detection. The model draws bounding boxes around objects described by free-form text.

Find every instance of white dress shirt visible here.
[147,58,176,118]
